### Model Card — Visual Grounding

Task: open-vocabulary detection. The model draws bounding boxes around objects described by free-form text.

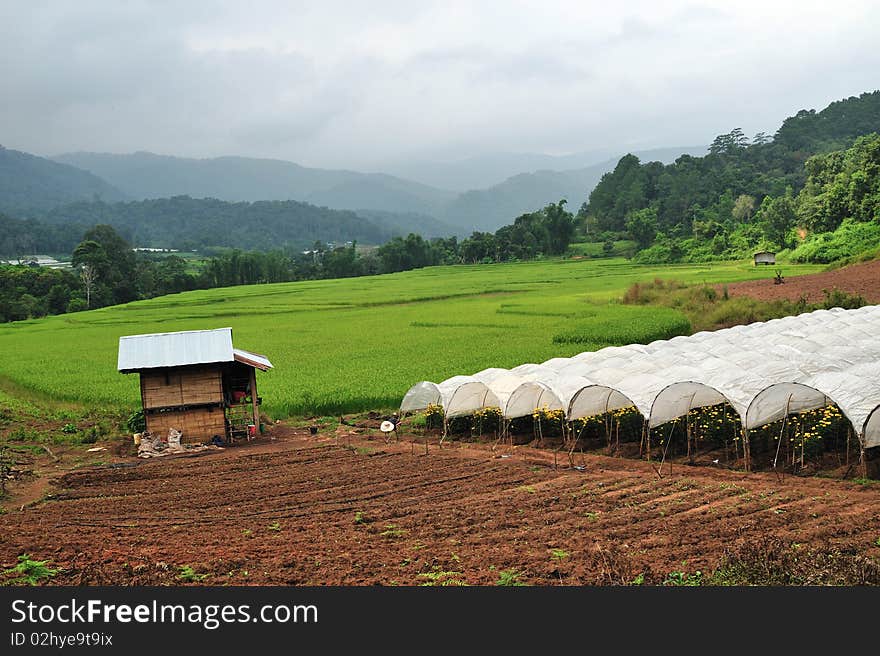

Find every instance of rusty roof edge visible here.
[233,348,273,371]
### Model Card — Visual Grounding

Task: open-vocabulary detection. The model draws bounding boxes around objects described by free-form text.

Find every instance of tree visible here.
[542,200,575,255]
[459,232,495,264]
[80,264,97,309]
[756,190,797,249]
[46,284,70,314]
[323,243,359,279]
[377,234,436,273]
[72,240,108,272]
[626,207,658,249]
[71,225,138,304]
[732,194,756,223]
[709,128,749,155]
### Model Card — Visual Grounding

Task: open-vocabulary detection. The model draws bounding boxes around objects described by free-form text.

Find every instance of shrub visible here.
[126,410,146,434]
[820,288,867,310]
[2,554,59,586]
[424,404,444,430]
[496,568,528,586]
[790,220,880,263]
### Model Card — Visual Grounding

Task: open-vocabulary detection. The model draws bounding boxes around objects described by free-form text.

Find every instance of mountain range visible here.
[0,145,126,215]
[51,147,705,233]
[0,142,705,246]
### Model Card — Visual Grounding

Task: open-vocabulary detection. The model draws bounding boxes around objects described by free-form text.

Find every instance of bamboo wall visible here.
[140,365,226,443]
[145,406,227,444]
[141,366,223,409]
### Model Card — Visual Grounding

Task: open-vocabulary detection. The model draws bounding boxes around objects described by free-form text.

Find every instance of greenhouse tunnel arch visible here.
[444,381,500,419]
[504,380,564,419]
[400,381,442,414]
[567,385,642,422]
[864,405,880,449]
[744,382,853,436]
[649,381,740,429]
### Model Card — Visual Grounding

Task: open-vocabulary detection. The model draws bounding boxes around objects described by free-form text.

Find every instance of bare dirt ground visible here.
[722,259,880,304]
[2,423,879,586]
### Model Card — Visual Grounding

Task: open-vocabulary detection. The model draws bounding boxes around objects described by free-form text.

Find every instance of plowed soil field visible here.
[723,259,880,304]
[2,426,879,586]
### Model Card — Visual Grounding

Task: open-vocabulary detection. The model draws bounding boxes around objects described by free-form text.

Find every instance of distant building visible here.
[753,251,776,266]
[2,255,71,269]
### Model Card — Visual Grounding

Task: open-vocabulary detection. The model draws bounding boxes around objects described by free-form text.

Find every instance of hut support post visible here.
[859,438,867,479]
[249,368,259,439]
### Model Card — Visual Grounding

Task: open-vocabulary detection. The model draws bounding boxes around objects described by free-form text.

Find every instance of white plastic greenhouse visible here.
[400,305,880,451]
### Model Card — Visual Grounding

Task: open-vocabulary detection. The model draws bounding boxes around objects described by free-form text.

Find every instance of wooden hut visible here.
[753,251,776,265]
[118,328,272,443]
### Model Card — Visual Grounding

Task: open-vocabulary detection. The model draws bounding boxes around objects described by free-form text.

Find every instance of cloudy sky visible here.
[1,0,878,170]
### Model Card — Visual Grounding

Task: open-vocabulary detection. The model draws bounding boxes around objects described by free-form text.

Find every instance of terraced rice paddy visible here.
[0,258,823,417]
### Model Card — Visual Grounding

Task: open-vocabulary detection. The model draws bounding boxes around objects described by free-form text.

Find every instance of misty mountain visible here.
[353,210,465,239]
[52,146,706,235]
[303,174,453,217]
[53,151,456,218]
[0,145,126,216]
[442,147,708,232]
[382,149,619,191]
[382,147,707,191]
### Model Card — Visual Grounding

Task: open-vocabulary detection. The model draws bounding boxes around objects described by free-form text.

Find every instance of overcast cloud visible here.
[1,0,879,170]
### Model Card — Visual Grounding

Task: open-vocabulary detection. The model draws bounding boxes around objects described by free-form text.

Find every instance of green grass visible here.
[0,257,824,417]
[567,240,637,258]
[552,305,691,345]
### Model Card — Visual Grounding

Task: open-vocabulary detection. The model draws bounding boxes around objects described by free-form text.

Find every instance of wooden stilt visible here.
[248,368,259,441]
[846,427,851,467]
[686,413,692,464]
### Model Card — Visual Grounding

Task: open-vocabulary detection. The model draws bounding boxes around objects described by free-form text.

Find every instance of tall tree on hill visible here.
[542,199,575,255]
[72,224,138,306]
[626,207,658,249]
[80,264,97,308]
[732,194,756,223]
[756,189,797,249]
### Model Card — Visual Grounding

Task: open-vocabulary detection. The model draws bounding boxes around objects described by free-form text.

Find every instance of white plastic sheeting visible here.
[400,381,442,413]
[400,305,880,446]
[438,376,500,418]
[866,407,880,449]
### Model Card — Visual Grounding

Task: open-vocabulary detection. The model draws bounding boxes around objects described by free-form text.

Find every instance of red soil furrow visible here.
[2,432,879,585]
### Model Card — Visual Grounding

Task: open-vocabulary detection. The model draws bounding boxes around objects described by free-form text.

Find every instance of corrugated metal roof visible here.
[119,328,273,372]
[118,327,245,372]
[233,348,273,371]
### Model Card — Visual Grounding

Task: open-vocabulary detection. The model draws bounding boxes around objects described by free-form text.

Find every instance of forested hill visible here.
[40,196,394,251]
[55,147,705,234]
[441,146,707,232]
[0,146,126,215]
[585,91,880,236]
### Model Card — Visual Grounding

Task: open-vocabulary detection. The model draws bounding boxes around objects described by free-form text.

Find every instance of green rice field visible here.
[0,258,824,417]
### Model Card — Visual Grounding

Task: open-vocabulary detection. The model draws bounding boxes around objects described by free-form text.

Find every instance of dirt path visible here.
[722,259,880,304]
[2,426,878,585]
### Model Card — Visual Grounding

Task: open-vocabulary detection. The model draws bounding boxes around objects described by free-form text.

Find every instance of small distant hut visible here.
[753,251,776,266]
[117,328,272,443]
